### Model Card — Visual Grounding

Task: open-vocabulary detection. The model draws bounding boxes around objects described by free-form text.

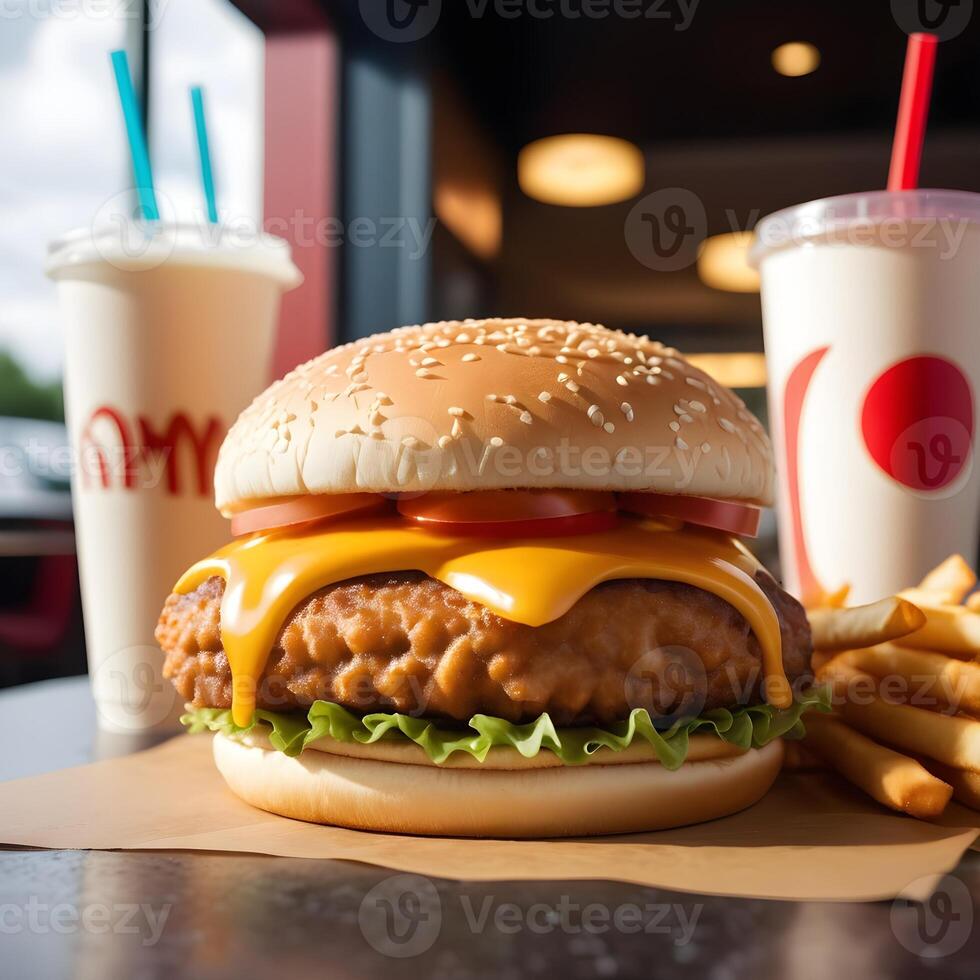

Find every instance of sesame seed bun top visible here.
[213,318,774,513]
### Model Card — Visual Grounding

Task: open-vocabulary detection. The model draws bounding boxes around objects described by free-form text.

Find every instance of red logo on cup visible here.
[79,405,224,496]
[861,356,974,492]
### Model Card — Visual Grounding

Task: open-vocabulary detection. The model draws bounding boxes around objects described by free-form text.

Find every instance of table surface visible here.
[3,677,980,980]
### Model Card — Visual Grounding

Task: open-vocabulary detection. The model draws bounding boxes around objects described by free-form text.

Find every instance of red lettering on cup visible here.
[782,346,830,606]
[79,406,224,496]
[861,356,974,492]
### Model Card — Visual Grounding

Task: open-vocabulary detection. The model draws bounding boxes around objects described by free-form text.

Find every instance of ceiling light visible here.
[434,182,502,260]
[771,42,820,77]
[686,353,767,389]
[518,134,645,207]
[696,232,760,293]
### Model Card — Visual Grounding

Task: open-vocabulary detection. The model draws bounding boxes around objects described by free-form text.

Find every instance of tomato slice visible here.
[411,511,620,539]
[618,492,761,537]
[398,490,618,538]
[398,489,616,524]
[230,493,383,536]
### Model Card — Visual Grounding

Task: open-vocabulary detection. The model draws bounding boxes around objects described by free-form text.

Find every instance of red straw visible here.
[887,33,938,191]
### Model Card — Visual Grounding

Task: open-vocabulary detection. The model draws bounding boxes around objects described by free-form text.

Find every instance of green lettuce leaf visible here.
[183,687,831,771]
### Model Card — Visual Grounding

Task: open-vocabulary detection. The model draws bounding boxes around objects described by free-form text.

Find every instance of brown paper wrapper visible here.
[1,735,976,902]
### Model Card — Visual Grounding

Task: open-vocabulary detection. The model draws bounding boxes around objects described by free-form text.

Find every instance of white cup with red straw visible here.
[46,51,302,733]
[751,33,980,605]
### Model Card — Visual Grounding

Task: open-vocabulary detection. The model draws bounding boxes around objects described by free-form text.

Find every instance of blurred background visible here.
[2,0,979,687]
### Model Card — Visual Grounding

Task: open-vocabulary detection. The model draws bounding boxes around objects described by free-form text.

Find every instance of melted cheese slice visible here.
[174,514,789,727]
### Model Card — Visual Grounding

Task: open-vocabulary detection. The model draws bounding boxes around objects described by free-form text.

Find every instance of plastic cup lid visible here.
[749,189,980,267]
[45,221,303,288]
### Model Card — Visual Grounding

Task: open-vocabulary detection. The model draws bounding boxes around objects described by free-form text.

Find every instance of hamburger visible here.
[158,318,822,838]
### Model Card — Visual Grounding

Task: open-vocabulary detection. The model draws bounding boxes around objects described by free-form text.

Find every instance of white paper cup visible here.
[46,222,302,732]
[751,190,980,604]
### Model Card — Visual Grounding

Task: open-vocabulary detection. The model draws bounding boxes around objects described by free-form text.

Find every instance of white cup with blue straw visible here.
[44,50,302,734]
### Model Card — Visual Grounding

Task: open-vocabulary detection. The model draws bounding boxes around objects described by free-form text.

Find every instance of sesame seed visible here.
[438,435,452,449]
[616,375,628,387]
[565,380,580,393]
[557,372,570,383]
[415,368,433,379]
[462,353,480,362]
[620,402,634,422]
[669,421,680,432]
[556,355,568,364]
[448,406,466,417]
[587,405,604,427]
[504,394,517,405]
[686,377,706,390]
[689,400,706,413]
[701,442,711,453]
[519,411,533,425]
[486,393,499,402]
[538,391,552,403]
[719,418,736,433]
[421,356,440,366]
[489,436,504,448]
[603,421,615,434]
[675,436,689,451]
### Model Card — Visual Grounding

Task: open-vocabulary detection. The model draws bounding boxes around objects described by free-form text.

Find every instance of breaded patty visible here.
[157,571,811,726]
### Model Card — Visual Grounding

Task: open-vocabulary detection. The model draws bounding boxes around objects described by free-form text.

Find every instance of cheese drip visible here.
[174,514,790,727]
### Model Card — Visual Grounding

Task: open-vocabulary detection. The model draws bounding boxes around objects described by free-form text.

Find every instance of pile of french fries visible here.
[800,554,980,821]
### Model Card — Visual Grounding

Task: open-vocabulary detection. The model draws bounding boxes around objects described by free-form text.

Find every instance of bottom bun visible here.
[213,732,784,838]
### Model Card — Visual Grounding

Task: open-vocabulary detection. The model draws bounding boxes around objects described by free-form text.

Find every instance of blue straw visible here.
[190,86,218,223]
[109,49,159,221]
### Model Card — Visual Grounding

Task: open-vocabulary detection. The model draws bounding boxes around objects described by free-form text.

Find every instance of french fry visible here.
[918,758,980,812]
[819,659,980,772]
[803,712,952,819]
[834,643,980,716]
[808,596,926,652]
[917,554,976,605]
[896,589,980,658]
